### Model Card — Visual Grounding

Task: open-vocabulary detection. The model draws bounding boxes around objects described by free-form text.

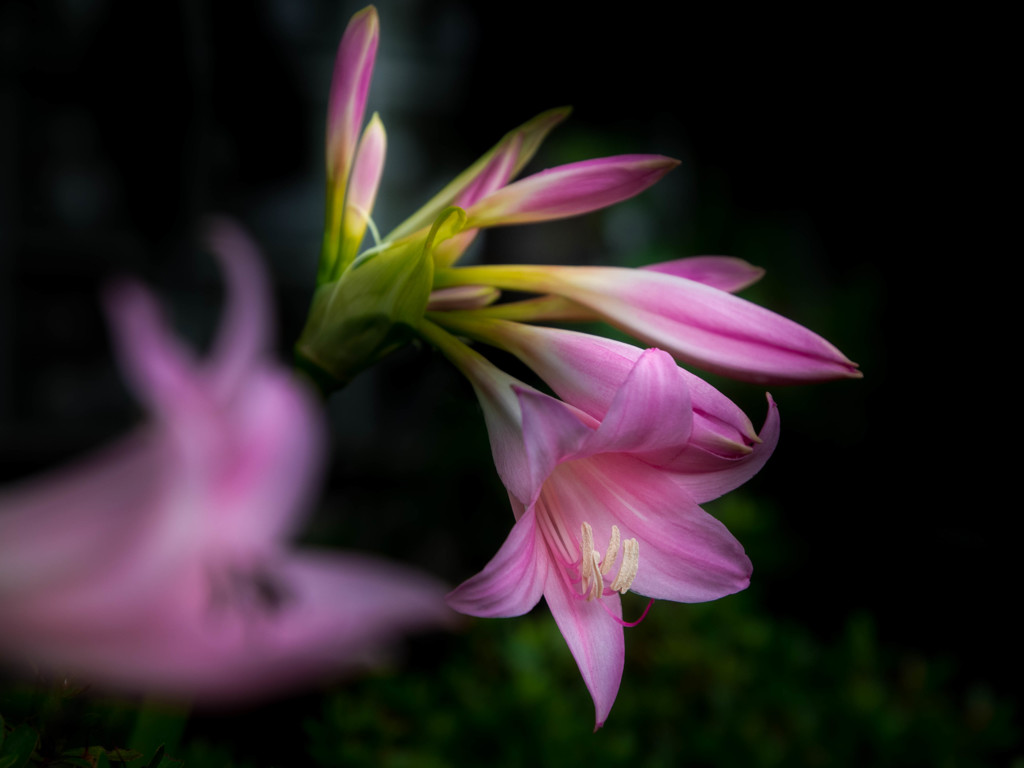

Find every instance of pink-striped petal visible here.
[542,563,624,730]
[642,255,765,293]
[326,5,379,185]
[463,155,679,229]
[446,506,547,618]
[543,266,860,384]
[384,107,570,243]
[663,394,780,503]
[449,318,758,455]
[514,386,595,505]
[337,112,387,270]
[584,348,693,457]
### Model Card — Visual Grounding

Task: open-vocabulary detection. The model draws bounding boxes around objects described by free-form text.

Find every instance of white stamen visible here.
[600,525,621,576]
[588,550,604,600]
[579,522,596,595]
[576,522,639,600]
[610,537,640,594]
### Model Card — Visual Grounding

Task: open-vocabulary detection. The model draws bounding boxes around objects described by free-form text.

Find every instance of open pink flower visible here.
[0,220,451,701]
[423,321,777,727]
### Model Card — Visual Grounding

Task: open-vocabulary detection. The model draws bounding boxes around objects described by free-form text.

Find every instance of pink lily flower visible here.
[0,220,451,701]
[419,320,777,728]
[433,261,861,384]
[460,155,680,230]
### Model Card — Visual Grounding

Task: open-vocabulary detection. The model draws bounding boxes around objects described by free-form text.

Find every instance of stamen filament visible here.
[579,522,596,596]
[588,551,604,599]
[600,526,621,576]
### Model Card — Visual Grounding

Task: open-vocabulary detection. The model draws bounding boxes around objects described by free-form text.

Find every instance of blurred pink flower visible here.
[423,321,776,728]
[0,220,451,701]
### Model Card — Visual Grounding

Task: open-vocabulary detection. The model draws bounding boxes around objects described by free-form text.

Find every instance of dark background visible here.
[1,0,1013,763]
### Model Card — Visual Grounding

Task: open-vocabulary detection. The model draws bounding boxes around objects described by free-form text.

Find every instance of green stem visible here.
[293,347,345,399]
[426,311,511,350]
[416,318,525,421]
[415,318,491,383]
[433,265,597,322]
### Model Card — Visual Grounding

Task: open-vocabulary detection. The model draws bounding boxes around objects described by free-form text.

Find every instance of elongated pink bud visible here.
[463,155,679,229]
[336,113,387,271]
[326,6,379,185]
[434,263,861,384]
[549,267,860,384]
[385,107,570,244]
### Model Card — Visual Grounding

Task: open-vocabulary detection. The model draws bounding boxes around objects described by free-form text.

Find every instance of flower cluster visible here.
[294,7,680,389]
[1,4,860,731]
[294,6,860,728]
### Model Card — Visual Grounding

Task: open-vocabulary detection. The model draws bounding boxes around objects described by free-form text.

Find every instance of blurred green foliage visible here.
[301,496,1019,767]
[3,495,1018,767]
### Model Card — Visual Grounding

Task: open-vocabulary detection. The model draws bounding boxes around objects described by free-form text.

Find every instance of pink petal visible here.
[326,6,379,185]
[10,551,453,703]
[453,133,520,209]
[463,155,679,229]
[664,394,780,503]
[205,367,325,547]
[642,255,765,293]
[384,107,570,243]
[514,386,595,506]
[493,321,640,418]
[584,348,693,457]
[626,502,752,604]
[675,366,759,453]
[542,563,624,730]
[204,217,274,397]
[446,506,547,618]
[545,266,861,384]
[0,432,187,616]
[484,320,757,453]
[337,112,387,269]
[468,366,535,507]
[103,278,206,419]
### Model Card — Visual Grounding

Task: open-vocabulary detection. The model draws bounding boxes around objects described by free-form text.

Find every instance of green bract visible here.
[296,234,434,390]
